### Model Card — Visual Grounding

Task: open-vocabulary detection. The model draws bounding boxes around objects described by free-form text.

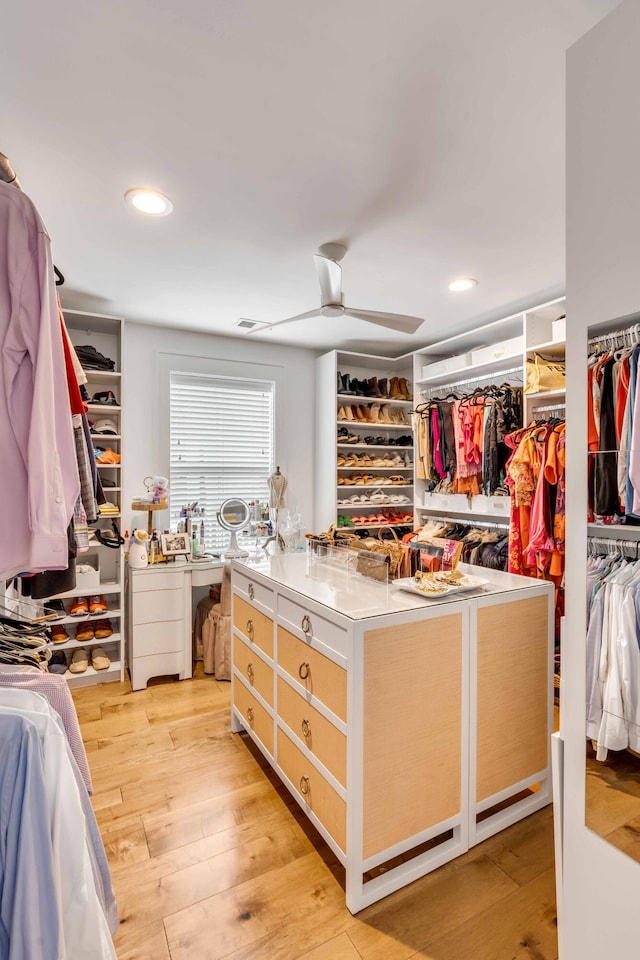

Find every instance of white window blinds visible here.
[169,372,274,551]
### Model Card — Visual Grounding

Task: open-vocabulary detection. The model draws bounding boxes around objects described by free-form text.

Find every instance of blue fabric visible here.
[0,713,59,960]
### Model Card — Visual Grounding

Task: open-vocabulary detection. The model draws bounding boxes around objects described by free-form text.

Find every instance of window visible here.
[169,372,274,551]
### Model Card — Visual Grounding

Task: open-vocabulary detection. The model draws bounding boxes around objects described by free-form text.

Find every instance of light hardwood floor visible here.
[73,668,558,960]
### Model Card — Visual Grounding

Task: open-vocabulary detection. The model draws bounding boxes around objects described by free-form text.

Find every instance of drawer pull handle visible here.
[246,706,254,724]
[248,583,255,600]
[301,614,312,634]
[301,718,311,738]
[298,661,310,681]
[246,619,254,638]
[247,663,254,683]
[299,775,310,795]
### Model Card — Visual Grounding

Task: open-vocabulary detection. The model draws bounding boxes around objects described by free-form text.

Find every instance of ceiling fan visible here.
[249,243,424,336]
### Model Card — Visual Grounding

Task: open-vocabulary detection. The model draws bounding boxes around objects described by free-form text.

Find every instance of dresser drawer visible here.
[278,595,347,659]
[233,595,274,658]
[130,570,184,592]
[233,635,274,707]
[234,680,274,755]
[133,588,184,625]
[278,626,347,722]
[277,729,346,852]
[133,620,183,657]
[233,571,274,613]
[277,676,346,787]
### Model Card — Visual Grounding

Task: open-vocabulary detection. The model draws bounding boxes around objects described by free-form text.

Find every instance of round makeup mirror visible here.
[217,498,251,558]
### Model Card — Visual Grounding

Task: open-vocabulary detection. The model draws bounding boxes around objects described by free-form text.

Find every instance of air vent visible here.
[233,317,267,331]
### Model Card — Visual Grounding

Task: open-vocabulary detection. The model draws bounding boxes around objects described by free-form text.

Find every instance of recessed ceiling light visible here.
[448,277,478,292]
[125,187,173,216]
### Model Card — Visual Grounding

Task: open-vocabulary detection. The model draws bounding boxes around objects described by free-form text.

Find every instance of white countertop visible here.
[235,552,551,621]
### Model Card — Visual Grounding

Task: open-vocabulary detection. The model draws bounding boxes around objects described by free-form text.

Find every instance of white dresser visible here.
[230,553,554,913]
[126,559,224,690]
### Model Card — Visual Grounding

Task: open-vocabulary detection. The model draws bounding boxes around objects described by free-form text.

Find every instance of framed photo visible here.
[160,533,191,556]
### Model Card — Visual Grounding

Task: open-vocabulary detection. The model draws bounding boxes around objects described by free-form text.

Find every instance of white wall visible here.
[121,322,318,538]
[563,3,640,957]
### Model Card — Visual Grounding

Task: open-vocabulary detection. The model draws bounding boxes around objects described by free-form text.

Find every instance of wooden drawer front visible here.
[278,626,347,722]
[131,570,184,592]
[233,571,274,613]
[233,596,274,658]
[278,596,348,658]
[234,681,274,755]
[133,620,183,657]
[133,588,184,625]
[476,595,549,803]
[277,677,346,787]
[277,729,346,851]
[233,635,274,707]
[362,613,463,860]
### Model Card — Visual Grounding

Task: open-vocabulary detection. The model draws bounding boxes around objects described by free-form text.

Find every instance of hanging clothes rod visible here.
[0,151,63,284]
[418,512,509,530]
[0,151,19,187]
[530,403,566,414]
[587,535,640,557]
[421,365,523,392]
[588,322,640,349]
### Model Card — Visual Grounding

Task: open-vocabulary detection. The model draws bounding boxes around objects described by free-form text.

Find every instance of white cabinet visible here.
[44,309,125,687]
[126,560,224,690]
[230,555,554,913]
[412,295,565,523]
[315,350,415,533]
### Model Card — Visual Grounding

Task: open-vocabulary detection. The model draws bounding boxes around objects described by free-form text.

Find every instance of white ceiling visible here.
[2,0,619,355]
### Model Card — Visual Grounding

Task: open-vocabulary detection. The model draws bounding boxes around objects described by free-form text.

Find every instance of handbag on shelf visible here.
[525,353,566,394]
[355,549,390,582]
[377,526,407,579]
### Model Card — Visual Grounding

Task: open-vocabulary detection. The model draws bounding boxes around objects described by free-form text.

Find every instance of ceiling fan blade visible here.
[245,309,321,334]
[314,254,342,306]
[344,308,424,335]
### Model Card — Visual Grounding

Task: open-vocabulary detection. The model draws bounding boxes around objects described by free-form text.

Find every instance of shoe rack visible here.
[45,309,125,687]
[315,350,415,533]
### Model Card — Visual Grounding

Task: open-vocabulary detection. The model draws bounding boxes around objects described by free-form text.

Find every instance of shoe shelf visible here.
[317,351,416,533]
[51,610,121,628]
[82,369,121,380]
[337,443,413,451]
[87,403,121,413]
[65,659,122,688]
[337,483,414,489]
[53,308,126,687]
[337,421,410,430]
[336,394,413,406]
[338,503,412,510]
[48,632,121,653]
[337,521,413,530]
[48,582,121,600]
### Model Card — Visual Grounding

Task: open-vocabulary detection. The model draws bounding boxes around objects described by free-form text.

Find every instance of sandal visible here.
[91,646,111,671]
[69,648,89,674]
